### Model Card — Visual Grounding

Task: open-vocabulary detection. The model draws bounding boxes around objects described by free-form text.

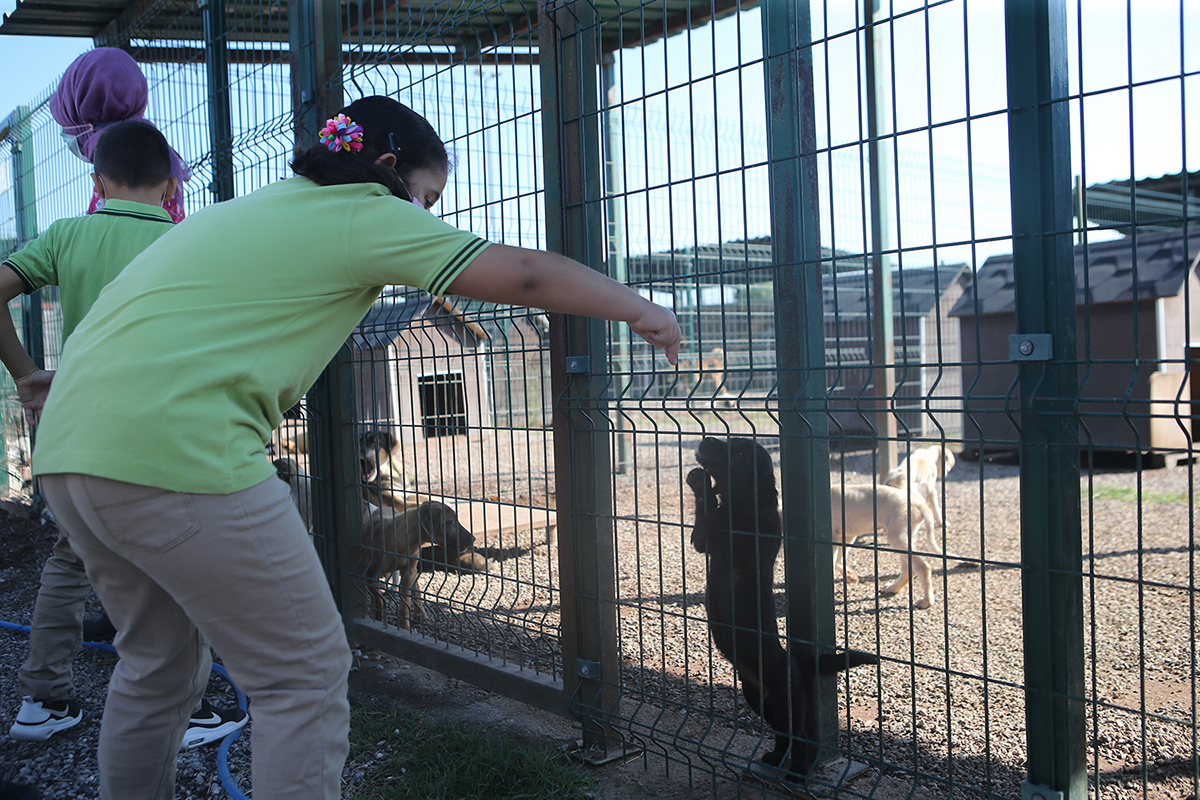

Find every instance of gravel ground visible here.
[377,434,1199,800]
[1,441,1196,800]
[0,511,252,799]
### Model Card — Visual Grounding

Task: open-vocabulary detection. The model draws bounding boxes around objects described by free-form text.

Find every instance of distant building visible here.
[625,240,968,439]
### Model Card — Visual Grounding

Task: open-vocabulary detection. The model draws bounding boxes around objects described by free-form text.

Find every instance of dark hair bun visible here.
[291,96,448,200]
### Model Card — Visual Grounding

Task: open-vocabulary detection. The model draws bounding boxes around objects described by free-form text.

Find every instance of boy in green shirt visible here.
[1,120,247,747]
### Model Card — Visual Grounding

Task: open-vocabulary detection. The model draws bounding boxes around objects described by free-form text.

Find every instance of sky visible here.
[0,0,1196,268]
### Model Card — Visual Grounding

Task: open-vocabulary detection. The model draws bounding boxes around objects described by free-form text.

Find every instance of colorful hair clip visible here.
[319,113,364,153]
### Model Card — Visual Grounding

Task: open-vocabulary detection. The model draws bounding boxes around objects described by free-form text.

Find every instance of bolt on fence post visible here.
[539,0,624,759]
[760,0,840,764]
[1004,1,1086,797]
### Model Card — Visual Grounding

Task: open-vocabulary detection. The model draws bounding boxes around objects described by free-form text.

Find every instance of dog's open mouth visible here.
[361,459,378,484]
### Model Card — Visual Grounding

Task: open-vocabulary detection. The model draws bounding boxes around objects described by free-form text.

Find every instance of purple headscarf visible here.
[50,48,191,212]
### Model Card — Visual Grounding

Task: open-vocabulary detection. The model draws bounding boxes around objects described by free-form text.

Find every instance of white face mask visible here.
[61,131,88,163]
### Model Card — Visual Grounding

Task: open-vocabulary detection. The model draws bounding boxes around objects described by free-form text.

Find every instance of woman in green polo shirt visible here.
[31,95,681,800]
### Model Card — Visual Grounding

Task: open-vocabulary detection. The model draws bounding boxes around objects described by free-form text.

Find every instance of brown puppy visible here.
[687,436,877,781]
[359,429,487,573]
[359,500,475,631]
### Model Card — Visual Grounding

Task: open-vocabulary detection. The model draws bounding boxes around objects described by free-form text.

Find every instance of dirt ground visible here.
[361,432,1200,800]
[0,498,807,800]
[3,438,1197,800]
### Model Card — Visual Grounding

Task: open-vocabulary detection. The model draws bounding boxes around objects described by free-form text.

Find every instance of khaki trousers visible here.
[39,473,351,800]
[17,529,91,701]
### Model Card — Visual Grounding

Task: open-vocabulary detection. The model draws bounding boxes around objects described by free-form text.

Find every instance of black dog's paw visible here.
[690,525,708,554]
[686,467,712,496]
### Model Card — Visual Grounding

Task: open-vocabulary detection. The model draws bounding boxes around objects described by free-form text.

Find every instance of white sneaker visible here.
[8,696,83,741]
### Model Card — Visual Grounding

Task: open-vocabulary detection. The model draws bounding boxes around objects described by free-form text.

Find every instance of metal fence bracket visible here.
[562,736,643,765]
[575,658,601,679]
[1022,781,1065,800]
[565,356,591,374]
[1009,333,1053,361]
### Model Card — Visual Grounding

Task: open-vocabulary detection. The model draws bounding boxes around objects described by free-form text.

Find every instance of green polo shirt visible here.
[3,199,174,341]
[33,177,489,494]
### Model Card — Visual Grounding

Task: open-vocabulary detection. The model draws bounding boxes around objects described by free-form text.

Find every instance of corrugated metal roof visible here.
[825,265,968,317]
[1079,171,1200,236]
[0,0,129,37]
[1,0,752,56]
[948,228,1200,318]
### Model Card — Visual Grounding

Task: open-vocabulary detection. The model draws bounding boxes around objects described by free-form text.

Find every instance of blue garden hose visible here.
[1,618,250,800]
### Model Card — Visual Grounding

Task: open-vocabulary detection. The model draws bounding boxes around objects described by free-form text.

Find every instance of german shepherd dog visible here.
[687,436,877,779]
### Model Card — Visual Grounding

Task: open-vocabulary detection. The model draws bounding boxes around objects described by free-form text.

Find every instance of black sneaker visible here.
[8,696,83,742]
[82,612,117,644]
[181,699,248,750]
[0,779,40,799]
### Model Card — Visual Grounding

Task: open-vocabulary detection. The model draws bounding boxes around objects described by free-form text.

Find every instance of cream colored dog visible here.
[830,483,941,609]
[884,444,955,528]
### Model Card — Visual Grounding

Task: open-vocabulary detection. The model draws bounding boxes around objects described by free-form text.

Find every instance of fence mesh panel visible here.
[0,1,1196,798]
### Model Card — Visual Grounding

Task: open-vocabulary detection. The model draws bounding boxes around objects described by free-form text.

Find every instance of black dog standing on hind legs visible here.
[686,436,877,784]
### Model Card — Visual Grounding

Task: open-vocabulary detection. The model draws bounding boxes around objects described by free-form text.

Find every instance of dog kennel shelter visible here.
[950,227,1198,463]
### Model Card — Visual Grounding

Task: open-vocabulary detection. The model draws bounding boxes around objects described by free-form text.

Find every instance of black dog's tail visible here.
[815,649,878,675]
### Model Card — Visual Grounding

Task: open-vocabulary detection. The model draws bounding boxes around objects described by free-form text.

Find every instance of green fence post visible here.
[290,0,355,608]
[289,0,343,146]
[601,56,631,475]
[10,105,44,372]
[760,0,839,766]
[865,0,897,479]
[4,105,41,496]
[1005,2,1086,798]
[200,0,235,203]
[539,0,625,760]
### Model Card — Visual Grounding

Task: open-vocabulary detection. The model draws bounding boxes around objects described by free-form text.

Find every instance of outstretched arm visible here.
[0,266,52,424]
[446,243,681,365]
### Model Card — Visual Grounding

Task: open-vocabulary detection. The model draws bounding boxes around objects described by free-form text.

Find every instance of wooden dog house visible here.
[949,229,1199,461]
[350,295,491,440]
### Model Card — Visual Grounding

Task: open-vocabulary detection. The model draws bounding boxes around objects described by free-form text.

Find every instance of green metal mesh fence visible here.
[0,1,1196,798]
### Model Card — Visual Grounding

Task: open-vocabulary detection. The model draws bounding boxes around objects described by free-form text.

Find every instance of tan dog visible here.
[359,429,488,575]
[830,483,941,609]
[360,429,413,511]
[274,431,307,455]
[360,501,475,630]
[884,444,955,528]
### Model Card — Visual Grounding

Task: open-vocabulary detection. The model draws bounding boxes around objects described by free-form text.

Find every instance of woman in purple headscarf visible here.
[50,47,191,221]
